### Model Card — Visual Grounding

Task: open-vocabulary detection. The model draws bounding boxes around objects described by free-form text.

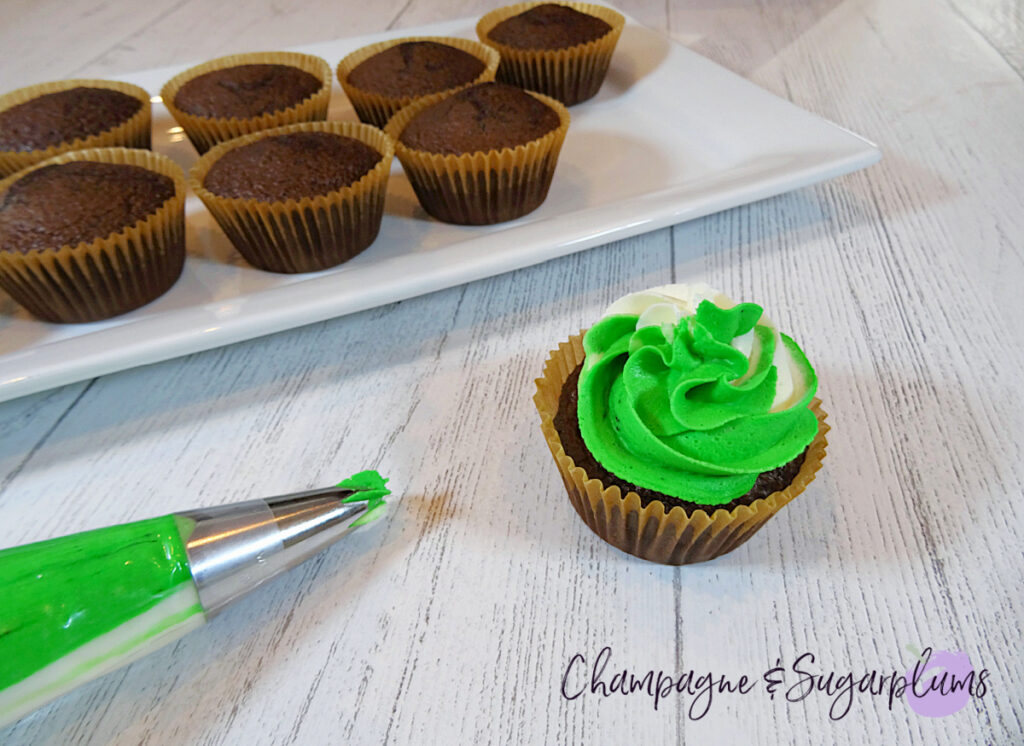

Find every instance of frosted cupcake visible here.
[534,284,829,564]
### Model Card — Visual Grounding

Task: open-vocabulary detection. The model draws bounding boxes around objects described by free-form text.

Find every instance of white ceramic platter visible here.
[0,10,880,403]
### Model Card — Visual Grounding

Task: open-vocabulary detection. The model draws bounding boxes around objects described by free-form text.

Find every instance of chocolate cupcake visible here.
[384,82,569,224]
[534,284,829,565]
[0,148,186,323]
[0,80,151,177]
[477,2,625,105]
[162,52,332,154]
[190,121,394,273]
[337,37,500,128]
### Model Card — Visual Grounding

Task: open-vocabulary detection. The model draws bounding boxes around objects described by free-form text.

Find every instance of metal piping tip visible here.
[179,473,390,617]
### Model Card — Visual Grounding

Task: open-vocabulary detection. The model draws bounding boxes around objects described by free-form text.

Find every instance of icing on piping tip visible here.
[338,470,390,527]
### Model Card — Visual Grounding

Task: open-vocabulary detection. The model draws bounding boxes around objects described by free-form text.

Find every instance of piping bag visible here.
[0,470,389,728]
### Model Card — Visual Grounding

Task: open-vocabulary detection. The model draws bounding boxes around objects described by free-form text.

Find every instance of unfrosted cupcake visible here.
[337,37,500,127]
[190,121,394,273]
[0,148,186,323]
[384,82,569,224]
[161,52,332,154]
[0,80,151,177]
[534,284,829,565]
[477,2,624,105]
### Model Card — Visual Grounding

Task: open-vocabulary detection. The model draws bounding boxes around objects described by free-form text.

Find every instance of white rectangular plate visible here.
[0,11,880,403]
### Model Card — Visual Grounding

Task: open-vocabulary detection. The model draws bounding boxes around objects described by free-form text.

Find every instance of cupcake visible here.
[337,37,500,128]
[0,147,186,323]
[534,284,829,565]
[190,121,394,273]
[0,79,151,177]
[477,2,625,106]
[161,52,332,154]
[383,82,569,224]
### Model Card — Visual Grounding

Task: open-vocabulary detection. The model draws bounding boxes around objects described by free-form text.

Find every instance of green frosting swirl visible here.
[577,300,819,505]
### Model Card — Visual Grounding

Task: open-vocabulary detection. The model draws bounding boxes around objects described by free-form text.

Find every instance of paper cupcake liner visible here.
[534,332,830,565]
[0,148,186,323]
[190,121,394,274]
[161,52,332,155]
[383,89,569,225]
[477,2,625,106]
[337,36,500,128]
[0,79,151,177]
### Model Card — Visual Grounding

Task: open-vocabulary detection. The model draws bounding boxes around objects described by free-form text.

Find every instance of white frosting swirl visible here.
[602,283,806,411]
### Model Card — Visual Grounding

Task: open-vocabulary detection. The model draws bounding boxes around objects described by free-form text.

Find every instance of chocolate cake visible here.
[173,64,322,119]
[398,82,560,154]
[486,3,612,50]
[0,161,175,253]
[346,41,486,99]
[0,87,142,152]
[202,131,382,202]
[553,363,807,515]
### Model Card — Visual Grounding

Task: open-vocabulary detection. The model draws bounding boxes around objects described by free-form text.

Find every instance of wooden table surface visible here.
[1,1,1021,744]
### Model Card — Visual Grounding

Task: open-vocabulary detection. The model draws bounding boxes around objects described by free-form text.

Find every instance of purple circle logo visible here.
[904,647,973,717]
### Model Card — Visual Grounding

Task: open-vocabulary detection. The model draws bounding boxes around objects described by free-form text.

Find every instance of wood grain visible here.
[1,0,1021,744]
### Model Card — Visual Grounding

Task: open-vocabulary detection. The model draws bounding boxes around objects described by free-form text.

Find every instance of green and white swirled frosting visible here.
[577,284,819,506]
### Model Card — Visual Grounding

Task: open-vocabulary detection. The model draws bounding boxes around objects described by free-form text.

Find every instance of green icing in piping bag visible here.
[0,515,199,692]
[0,470,390,729]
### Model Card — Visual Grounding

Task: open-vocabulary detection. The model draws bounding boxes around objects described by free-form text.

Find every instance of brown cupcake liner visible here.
[161,52,333,155]
[477,2,625,106]
[534,332,830,565]
[0,79,151,177]
[0,147,186,323]
[383,89,570,224]
[189,121,394,274]
[337,36,500,128]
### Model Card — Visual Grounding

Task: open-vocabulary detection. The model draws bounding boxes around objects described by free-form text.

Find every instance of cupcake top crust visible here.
[0,161,174,254]
[346,41,486,99]
[203,131,382,202]
[569,284,819,507]
[487,4,612,50]
[0,88,142,152]
[173,64,322,119]
[398,82,560,154]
